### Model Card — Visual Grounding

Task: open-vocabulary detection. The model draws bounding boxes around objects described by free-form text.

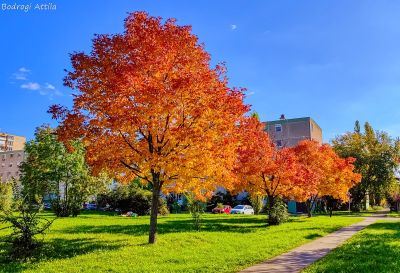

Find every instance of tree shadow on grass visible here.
[0,237,125,273]
[59,215,312,236]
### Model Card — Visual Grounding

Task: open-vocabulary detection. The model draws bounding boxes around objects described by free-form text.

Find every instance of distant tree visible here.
[332,121,400,209]
[49,12,248,243]
[388,181,400,212]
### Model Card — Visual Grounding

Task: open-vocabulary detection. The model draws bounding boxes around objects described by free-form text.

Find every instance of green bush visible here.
[158,198,170,216]
[0,181,14,212]
[250,195,264,215]
[186,194,205,231]
[97,183,169,216]
[267,198,288,225]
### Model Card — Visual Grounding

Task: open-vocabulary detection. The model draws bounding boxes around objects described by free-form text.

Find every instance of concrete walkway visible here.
[240,211,399,273]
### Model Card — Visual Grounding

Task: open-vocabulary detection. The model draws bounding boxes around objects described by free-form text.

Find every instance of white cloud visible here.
[19,67,30,73]
[231,24,237,30]
[13,67,30,80]
[12,68,62,99]
[247,91,255,96]
[21,82,41,90]
[45,83,55,90]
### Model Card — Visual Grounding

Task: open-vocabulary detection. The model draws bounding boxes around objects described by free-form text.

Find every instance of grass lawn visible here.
[0,212,361,273]
[388,211,400,217]
[303,221,400,273]
[321,211,374,217]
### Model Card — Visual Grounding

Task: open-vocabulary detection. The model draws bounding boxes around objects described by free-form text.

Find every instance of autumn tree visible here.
[235,117,299,224]
[293,140,361,217]
[49,12,248,243]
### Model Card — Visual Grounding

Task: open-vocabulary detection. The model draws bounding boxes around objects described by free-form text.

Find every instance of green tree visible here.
[20,126,99,217]
[332,121,400,209]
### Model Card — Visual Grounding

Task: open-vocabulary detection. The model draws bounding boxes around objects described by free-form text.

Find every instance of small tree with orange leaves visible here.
[236,117,300,224]
[49,12,248,243]
[293,140,361,217]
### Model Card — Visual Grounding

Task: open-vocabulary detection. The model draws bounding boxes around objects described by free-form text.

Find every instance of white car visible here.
[230,205,254,215]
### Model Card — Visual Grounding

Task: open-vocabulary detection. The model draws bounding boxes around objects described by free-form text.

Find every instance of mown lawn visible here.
[388,211,400,217]
[0,212,361,273]
[303,221,400,273]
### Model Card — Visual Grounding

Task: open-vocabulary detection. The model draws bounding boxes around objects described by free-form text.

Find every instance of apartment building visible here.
[264,115,322,148]
[0,132,26,152]
[0,150,25,182]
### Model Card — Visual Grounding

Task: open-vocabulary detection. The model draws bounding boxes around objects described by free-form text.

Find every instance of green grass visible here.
[0,212,362,273]
[303,221,400,273]
[319,210,374,217]
[388,211,400,217]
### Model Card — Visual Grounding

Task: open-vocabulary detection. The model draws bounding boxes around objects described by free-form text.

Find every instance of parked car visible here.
[43,202,52,210]
[230,205,254,215]
[212,205,232,214]
[84,203,97,210]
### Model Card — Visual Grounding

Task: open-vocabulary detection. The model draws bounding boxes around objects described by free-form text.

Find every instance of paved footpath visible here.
[240,211,399,273]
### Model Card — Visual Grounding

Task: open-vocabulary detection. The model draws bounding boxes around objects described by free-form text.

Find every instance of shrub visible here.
[158,198,170,216]
[186,194,205,231]
[97,183,169,216]
[250,195,264,215]
[267,197,288,225]
[0,181,14,212]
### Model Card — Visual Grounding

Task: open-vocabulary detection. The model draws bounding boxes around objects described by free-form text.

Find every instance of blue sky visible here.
[1,1,400,141]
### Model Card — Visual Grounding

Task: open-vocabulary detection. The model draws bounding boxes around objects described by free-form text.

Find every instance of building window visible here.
[276,140,283,147]
[275,124,282,132]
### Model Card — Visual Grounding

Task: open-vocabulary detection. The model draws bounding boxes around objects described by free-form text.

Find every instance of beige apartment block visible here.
[264,115,323,148]
[0,150,25,182]
[0,132,26,152]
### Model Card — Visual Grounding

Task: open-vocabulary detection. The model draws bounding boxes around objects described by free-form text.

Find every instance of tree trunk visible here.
[148,173,161,244]
[306,200,312,217]
[267,195,275,223]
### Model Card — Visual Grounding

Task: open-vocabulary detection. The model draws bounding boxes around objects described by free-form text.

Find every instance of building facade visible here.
[264,115,322,148]
[0,150,25,182]
[0,132,26,152]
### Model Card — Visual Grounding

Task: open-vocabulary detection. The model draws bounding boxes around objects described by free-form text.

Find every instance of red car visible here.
[212,205,232,214]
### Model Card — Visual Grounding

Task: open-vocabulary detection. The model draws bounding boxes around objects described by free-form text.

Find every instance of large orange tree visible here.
[49,12,249,243]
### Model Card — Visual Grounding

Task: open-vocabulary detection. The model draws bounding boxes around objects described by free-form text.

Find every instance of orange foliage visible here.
[235,117,300,201]
[49,12,249,242]
[293,140,361,202]
[50,12,248,194]
[236,129,361,214]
